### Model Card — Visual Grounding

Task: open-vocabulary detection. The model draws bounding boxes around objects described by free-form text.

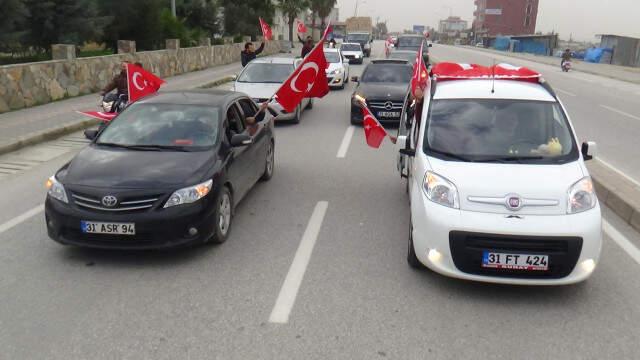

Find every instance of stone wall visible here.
[0,40,281,113]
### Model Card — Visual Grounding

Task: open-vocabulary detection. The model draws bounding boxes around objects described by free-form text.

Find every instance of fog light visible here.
[580,259,596,274]
[48,220,55,228]
[188,227,198,236]
[428,249,442,263]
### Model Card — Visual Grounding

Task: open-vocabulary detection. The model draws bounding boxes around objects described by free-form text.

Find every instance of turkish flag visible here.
[259,17,273,41]
[274,42,329,113]
[431,62,489,80]
[410,41,429,96]
[77,110,118,122]
[361,106,389,149]
[126,64,165,103]
[492,63,541,82]
[297,20,307,33]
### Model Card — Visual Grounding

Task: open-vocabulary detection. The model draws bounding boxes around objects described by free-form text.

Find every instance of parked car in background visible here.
[387,50,419,65]
[46,90,275,249]
[324,48,350,90]
[232,57,312,124]
[350,59,413,125]
[345,32,373,57]
[340,43,365,64]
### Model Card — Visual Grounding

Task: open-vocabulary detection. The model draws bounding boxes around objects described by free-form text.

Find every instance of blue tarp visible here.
[584,47,613,63]
[493,36,511,51]
[514,40,547,55]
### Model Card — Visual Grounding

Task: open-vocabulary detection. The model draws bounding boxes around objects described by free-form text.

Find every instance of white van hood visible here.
[427,157,586,215]
[326,63,343,73]
[233,82,280,99]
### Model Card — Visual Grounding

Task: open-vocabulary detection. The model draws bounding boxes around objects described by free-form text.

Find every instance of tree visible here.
[178,0,220,37]
[99,0,164,50]
[0,0,29,53]
[374,22,388,39]
[316,0,335,28]
[221,0,275,38]
[277,0,309,46]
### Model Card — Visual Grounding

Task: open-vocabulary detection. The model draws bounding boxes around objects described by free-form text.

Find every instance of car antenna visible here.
[491,59,496,94]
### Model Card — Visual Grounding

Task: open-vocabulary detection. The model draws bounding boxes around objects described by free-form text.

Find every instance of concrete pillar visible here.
[242,36,252,43]
[51,44,76,60]
[198,37,211,47]
[117,40,136,54]
[166,39,180,50]
[223,36,234,45]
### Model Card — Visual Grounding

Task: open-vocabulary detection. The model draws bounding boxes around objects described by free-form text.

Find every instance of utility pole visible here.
[171,0,176,17]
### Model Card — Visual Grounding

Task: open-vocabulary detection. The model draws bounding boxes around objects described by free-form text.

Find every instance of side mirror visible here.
[231,74,238,80]
[428,43,433,47]
[581,141,597,161]
[84,129,98,140]
[230,134,253,147]
[351,76,359,83]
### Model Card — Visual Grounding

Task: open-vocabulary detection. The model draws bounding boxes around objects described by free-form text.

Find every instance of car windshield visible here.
[389,51,417,63]
[324,51,341,63]
[341,44,361,51]
[238,63,293,83]
[361,64,412,83]
[398,37,423,47]
[346,34,369,42]
[97,103,220,149]
[424,99,578,164]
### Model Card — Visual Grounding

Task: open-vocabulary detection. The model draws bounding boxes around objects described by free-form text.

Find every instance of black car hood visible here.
[61,145,215,189]
[355,83,409,100]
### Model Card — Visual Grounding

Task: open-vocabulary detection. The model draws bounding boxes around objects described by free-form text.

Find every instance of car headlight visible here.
[330,69,342,75]
[354,54,361,58]
[423,171,459,209]
[164,179,213,208]
[567,177,597,214]
[46,176,68,203]
[352,93,366,106]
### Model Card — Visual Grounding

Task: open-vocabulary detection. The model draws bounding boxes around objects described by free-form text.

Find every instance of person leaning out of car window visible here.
[241,42,265,67]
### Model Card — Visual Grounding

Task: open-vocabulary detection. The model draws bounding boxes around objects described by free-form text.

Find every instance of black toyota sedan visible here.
[45,90,275,249]
[350,59,413,125]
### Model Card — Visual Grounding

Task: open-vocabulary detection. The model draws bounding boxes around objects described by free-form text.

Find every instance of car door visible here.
[237,97,269,184]
[397,98,414,176]
[224,103,253,204]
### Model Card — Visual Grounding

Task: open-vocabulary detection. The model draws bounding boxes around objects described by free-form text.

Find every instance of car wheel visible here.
[407,219,423,269]
[210,186,232,244]
[339,82,345,90]
[291,105,301,124]
[260,140,275,182]
[350,117,361,126]
[306,99,313,110]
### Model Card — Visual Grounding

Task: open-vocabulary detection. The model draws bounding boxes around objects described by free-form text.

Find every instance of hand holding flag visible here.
[360,104,392,149]
[126,63,165,103]
[259,18,273,41]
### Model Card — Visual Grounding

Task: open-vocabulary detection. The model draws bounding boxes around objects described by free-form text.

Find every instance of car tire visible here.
[260,140,275,182]
[350,117,361,126]
[210,186,232,244]
[291,105,301,124]
[407,219,423,269]
[306,99,313,110]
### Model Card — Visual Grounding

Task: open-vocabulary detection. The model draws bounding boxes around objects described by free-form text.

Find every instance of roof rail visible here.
[538,77,558,99]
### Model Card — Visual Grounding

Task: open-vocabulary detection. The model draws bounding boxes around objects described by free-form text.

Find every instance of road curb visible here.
[588,161,640,232]
[0,76,237,158]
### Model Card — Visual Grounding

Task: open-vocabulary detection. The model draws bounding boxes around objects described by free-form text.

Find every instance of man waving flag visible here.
[259,18,273,41]
[410,41,429,97]
[273,23,332,113]
[126,63,165,102]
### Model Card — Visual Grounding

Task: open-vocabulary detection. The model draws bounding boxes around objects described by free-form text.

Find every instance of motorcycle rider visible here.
[241,42,265,67]
[101,60,130,96]
[561,48,572,68]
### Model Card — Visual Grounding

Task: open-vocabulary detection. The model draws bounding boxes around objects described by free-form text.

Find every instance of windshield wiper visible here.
[428,148,473,162]
[481,156,545,163]
[96,143,190,152]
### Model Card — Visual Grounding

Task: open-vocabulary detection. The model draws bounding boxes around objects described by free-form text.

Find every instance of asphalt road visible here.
[0,42,639,359]
[428,44,640,185]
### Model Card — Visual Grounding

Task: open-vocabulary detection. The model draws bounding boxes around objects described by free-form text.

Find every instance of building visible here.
[598,34,640,67]
[473,0,539,38]
[438,16,468,35]
[487,34,558,56]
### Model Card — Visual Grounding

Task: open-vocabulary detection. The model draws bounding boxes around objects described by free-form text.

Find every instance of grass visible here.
[78,49,114,58]
[0,53,51,65]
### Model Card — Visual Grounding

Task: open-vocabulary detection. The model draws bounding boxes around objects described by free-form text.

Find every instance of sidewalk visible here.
[0,62,242,156]
[462,46,640,84]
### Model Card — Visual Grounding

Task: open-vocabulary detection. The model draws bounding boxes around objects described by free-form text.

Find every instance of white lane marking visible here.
[0,204,44,235]
[596,158,640,188]
[599,104,640,121]
[555,88,577,97]
[336,126,355,158]
[269,201,329,324]
[603,219,640,265]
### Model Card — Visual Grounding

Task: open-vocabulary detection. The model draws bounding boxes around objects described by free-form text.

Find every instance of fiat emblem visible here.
[101,195,118,207]
[505,194,523,211]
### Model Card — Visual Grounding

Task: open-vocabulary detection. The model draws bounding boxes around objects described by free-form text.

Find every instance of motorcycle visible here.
[98,93,128,131]
[561,60,572,72]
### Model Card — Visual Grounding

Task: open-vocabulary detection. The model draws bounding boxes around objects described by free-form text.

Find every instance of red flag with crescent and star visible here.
[410,41,429,97]
[126,64,165,103]
[273,41,329,113]
[361,105,390,149]
[297,19,307,34]
[76,110,118,122]
[259,17,273,41]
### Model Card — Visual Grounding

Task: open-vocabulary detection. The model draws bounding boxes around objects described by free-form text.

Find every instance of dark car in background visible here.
[45,90,275,249]
[345,32,373,57]
[350,59,413,125]
[387,50,419,65]
[395,34,431,63]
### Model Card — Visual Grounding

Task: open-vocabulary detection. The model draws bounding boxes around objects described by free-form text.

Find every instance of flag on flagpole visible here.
[259,17,273,41]
[410,41,429,97]
[76,111,118,122]
[361,105,390,149]
[126,63,165,103]
[297,19,307,33]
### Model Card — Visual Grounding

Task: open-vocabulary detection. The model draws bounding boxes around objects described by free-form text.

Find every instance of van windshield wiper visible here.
[427,148,473,162]
[481,156,545,163]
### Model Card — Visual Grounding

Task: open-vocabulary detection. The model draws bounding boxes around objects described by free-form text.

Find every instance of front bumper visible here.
[45,194,218,250]
[410,190,602,285]
[327,73,345,88]
[350,104,402,124]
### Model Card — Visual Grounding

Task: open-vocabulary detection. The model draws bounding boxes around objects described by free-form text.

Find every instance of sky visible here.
[335,0,640,41]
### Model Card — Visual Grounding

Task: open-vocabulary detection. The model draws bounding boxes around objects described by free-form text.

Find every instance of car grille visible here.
[70,192,162,213]
[368,100,404,110]
[449,231,583,279]
[344,55,355,59]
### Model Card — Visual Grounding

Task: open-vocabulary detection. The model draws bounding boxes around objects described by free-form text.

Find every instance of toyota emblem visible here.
[101,195,118,207]
[505,194,523,211]
[384,101,394,111]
